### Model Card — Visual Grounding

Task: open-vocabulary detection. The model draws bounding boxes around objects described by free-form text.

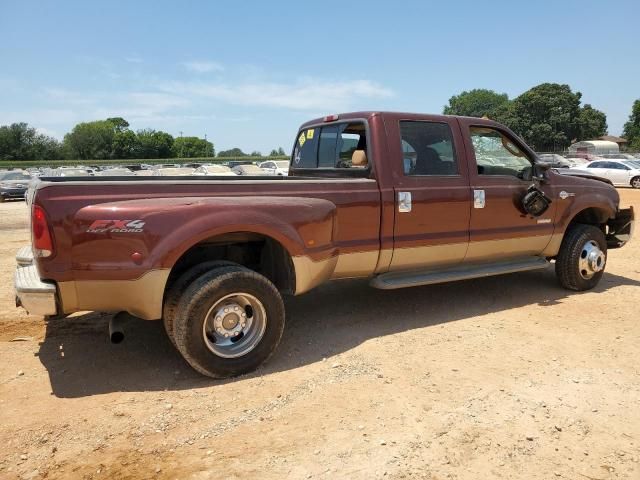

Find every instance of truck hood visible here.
[554,169,613,186]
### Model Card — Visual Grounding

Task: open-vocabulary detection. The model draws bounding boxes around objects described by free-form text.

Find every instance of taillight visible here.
[32,205,53,257]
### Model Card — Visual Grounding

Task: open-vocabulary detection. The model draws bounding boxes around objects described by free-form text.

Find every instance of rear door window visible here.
[400,121,458,175]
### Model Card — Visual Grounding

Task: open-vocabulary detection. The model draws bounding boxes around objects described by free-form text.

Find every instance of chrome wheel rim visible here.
[632,178,640,189]
[202,293,267,358]
[578,240,605,279]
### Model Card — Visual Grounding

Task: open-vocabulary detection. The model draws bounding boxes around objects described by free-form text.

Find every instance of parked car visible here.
[564,153,600,165]
[231,164,271,176]
[601,153,639,161]
[193,165,237,176]
[226,160,254,169]
[259,160,290,176]
[153,167,196,176]
[575,159,640,188]
[41,167,90,177]
[0,170,32,202]
[15,111,634,379]
[122,164,144,172]
[134,169,156,176]
[95,168,135,176]
[536,153,573,168]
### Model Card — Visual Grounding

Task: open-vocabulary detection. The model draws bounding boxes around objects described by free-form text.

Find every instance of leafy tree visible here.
[111,129,138,159]
[578,104,607,141]
[250,150,262,157]
[506,83,583,151]
[172,136,214,158]
[623,99,640,150]
[63,120,117,159]
[135,129,174,158]
[0,122,62,160]
[106,117,130,133]
[217,147,248,158]
[443,89,510,118]
[269,147,287,156]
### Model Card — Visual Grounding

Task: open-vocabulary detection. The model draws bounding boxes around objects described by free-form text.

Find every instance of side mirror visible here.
[533,161,551,182]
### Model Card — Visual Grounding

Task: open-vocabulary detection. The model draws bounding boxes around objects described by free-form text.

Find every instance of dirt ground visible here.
[0,191,639,480]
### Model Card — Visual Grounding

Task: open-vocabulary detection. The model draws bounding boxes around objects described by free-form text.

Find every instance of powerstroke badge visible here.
[87,220,145,233]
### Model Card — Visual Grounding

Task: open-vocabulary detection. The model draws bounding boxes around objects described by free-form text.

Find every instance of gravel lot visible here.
[0,191,639,480]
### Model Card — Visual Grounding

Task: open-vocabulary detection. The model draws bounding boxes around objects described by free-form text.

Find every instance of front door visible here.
[459,121,556,262]
[389,118,471,271]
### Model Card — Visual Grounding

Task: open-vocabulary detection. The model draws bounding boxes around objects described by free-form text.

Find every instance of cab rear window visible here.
[292,122,367,170]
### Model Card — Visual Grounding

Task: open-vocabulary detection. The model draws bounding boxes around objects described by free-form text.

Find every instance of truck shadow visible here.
[37,268,640,398]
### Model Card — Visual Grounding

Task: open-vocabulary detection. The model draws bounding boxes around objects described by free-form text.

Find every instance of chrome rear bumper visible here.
[14,247,57,316]
[16,245,34,266]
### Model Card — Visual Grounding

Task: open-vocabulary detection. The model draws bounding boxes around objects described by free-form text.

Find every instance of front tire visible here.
[555,224,607,291]
[173,266,285,378]
[631,176,640,189]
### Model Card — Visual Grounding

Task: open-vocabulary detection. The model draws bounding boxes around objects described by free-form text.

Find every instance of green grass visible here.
[0,156,289,169]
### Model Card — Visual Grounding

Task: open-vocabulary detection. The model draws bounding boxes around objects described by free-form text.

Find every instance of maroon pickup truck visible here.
[15,112,634,378]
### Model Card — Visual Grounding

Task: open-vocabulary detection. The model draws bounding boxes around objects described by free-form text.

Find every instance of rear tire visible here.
[555,224,607,291]
[173,266,285,378]
[631,176,640,189]
[163,260,237,347]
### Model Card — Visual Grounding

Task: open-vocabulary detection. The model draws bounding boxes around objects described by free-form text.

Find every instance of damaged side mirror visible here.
[522,185,552,216]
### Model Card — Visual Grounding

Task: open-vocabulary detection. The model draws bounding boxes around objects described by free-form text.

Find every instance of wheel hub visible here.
[578,240,605,279]
[203,293,267,358]
[213,303,246,337]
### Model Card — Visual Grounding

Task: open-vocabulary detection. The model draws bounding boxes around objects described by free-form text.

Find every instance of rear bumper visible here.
[607,206,634,249]
[14,248,58,316]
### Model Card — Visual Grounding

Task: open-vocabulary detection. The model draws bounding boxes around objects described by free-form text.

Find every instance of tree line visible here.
[0,117,287,161]
[443,83,639,152]
[3,83,640,160]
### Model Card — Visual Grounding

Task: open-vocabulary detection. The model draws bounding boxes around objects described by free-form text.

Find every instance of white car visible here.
[193,165,237,176]
[258,160,290,176]
[232,164,272,176]
[152,167,195,176]
[577,159,640,188]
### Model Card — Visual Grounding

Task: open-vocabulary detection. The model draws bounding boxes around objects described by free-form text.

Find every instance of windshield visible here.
[275,161,290,169]
[0,172,31,181]
[623,161,640,169]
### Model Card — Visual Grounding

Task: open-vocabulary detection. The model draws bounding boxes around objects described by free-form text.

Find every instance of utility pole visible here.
[204,133,208,158]
[179,131,184,159]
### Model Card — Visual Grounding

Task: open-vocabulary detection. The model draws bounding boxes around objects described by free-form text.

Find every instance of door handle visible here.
[398,192,412,213]
[473,189,485,209]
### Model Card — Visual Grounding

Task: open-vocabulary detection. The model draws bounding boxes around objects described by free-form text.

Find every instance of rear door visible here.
[607,162,631,185]
[459,120,556,262]
[388,117,471,271]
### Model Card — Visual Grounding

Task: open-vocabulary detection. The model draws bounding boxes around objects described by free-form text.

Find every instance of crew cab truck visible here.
[15,112,634,378]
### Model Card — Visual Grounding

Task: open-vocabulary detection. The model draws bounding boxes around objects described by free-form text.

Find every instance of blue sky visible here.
[1,0,638,153]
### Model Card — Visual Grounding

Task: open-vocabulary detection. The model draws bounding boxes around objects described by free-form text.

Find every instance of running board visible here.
[370,257,550,290]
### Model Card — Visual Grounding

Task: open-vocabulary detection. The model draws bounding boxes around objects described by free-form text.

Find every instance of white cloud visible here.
[182,61,225,73]
[161,78,394,111]
[125,56,143,64]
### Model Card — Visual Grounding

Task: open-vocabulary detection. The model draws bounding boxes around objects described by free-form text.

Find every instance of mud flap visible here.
[606,206,634,248]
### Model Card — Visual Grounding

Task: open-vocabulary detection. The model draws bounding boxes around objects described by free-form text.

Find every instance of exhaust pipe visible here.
[109,312,126,344]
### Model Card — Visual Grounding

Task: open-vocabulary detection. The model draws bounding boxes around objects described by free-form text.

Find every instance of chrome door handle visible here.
[398,191,412,213]
[473,189,485,209]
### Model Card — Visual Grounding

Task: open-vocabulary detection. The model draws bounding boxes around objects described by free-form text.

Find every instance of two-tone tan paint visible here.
[30,111,625,321]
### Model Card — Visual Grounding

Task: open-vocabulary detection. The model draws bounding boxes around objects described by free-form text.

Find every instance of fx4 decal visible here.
[87,219,145,233]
